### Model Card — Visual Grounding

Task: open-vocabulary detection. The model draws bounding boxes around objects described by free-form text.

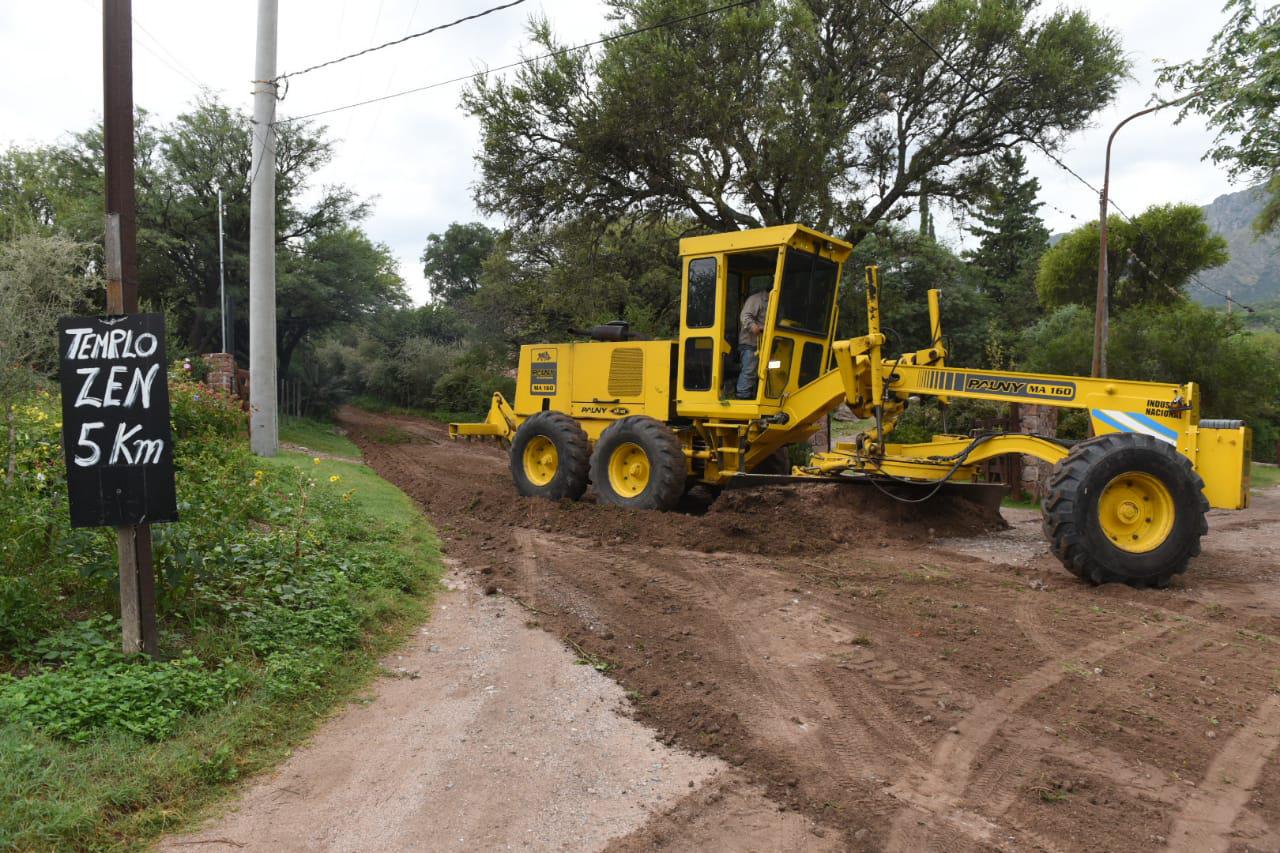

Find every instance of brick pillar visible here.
[1018,404,1059,501]
[202,352,236,395]
[808,414,831,454]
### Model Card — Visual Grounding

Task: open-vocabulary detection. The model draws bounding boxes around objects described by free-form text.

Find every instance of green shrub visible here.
[890,397,1005,444]
[168,374,245,440]
[242,569,361,656]
[0,576,52,653]
[434,366,514,415]
[0,654,240,743]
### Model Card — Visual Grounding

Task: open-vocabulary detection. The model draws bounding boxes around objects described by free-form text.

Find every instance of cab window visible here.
[685,258,717,328]
[776,248,838,337]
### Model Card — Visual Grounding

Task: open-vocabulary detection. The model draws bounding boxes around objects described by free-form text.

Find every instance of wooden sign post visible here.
[94,0,163,657]
[57,307,176,653]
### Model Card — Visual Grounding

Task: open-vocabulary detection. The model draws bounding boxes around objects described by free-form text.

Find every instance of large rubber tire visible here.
[590,416,686,510]
[509,412,590,501]
[1042,433,1208,587]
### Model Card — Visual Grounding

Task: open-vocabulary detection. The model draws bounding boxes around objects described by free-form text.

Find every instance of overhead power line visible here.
[872,0,1257,314]
[272,0,529,82]
[872,0,1103,196]
[275,0,760,124]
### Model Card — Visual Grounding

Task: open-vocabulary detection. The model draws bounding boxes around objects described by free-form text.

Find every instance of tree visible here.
[963,149,1048,331]
[0,234,96,482]
[276,228,407,377]
[468,217,685,350]
[1157,0,1280,234]
[464,0,1127,244]
[0,98,375,359]
[421,222,499,304]
[1036,203,1228,310]
[845,227,994,367]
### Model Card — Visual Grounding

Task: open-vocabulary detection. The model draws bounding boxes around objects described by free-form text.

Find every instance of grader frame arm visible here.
[781,265,1249,513]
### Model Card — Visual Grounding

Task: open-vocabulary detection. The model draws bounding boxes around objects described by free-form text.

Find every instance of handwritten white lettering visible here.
[74,368,101,408]
[109,423,143,464]
[74,422,105,466]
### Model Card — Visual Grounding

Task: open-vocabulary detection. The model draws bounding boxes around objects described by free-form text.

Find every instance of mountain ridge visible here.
[1193,186,1280,307]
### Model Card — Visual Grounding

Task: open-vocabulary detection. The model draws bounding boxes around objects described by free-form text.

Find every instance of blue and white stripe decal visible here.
[1091,409,1178,445]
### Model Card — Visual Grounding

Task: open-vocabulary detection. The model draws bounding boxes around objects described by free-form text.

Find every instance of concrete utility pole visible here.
[103,0,158,657]
[249,0,279,455]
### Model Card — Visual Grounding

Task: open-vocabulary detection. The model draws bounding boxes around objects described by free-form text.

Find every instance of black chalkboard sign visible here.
[57,314,178,527]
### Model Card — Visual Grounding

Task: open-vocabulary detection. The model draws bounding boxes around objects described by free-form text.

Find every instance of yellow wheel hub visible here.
[608,442,650,498]
[1098,471,1174,553]
[522,435,559,487]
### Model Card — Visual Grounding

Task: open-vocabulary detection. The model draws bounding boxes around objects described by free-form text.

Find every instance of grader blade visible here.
[723,473,1009,512]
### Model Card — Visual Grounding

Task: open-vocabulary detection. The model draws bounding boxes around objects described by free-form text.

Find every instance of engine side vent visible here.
[608,347,644,397]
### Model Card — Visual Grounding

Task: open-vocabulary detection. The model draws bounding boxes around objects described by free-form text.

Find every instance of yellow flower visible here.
[329,474,341,483]
[313,457,321,465]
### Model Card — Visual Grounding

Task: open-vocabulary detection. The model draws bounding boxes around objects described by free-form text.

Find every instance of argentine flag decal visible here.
[1091,409,1179,446]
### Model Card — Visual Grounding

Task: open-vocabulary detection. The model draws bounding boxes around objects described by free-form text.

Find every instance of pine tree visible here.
[965,149,1050,331]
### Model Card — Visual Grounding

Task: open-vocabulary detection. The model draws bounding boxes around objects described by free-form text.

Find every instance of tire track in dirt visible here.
[343,409,1280,851]
[884,622,1171,851]
[1166,694,1280,852]
[1016,594,1063,660]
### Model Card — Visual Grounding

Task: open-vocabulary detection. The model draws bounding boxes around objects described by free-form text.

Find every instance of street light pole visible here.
[1092,98,1191,378]
[216,185,227,353]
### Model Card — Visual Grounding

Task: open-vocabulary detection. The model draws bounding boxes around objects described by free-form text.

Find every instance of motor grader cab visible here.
[452,224,1251,588]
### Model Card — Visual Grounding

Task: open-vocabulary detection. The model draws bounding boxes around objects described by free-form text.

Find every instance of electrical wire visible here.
[872,0,1104,197]
[271,0,529,82]
[274,0,761,125]
[873,0,1259,314]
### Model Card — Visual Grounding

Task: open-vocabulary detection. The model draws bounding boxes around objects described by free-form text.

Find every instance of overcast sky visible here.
[0,0,1239,303]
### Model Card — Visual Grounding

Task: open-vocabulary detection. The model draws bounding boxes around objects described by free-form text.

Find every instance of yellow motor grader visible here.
[452,224,1251,587]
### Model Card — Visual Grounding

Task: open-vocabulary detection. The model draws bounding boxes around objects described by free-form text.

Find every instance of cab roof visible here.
[678,224,853,263]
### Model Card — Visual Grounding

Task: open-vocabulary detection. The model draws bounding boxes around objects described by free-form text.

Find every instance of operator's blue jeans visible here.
[736,344,759,399]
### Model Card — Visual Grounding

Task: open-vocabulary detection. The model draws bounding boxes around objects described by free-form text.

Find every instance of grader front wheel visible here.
[1042,433,1208,587]
[509,412,591,501]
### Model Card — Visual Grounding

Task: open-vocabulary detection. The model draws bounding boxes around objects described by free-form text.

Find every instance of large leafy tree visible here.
[464,0,1127,243]
[1158,0,1280,234]
[277,228,406,378]
[468,217,685,349]
[1036,203,1228,310]
[0,98,378,362]
[421,222,499,304]
[963,148,1048,331]
[844,227,994,366]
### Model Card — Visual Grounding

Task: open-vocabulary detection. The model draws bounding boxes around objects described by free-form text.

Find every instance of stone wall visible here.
[1018,404,1059,501]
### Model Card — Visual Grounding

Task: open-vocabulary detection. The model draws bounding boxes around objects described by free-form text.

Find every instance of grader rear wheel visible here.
[1042,433,1208,587]
[509,411,590,501]
[590,416,686,510]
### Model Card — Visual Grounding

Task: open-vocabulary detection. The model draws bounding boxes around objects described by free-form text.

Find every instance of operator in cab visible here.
[736,281,769,399]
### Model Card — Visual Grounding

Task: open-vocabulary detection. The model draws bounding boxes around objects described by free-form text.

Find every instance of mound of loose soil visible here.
[338,408,1002,556]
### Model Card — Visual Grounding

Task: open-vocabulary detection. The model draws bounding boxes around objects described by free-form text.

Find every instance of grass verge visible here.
[1253,462,1280,491]
[0,390,442,851]
[280,414,361,458]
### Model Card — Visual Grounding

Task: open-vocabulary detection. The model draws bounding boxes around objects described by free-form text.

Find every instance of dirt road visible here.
[191,406,1278,852]
[165,565,840,851]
